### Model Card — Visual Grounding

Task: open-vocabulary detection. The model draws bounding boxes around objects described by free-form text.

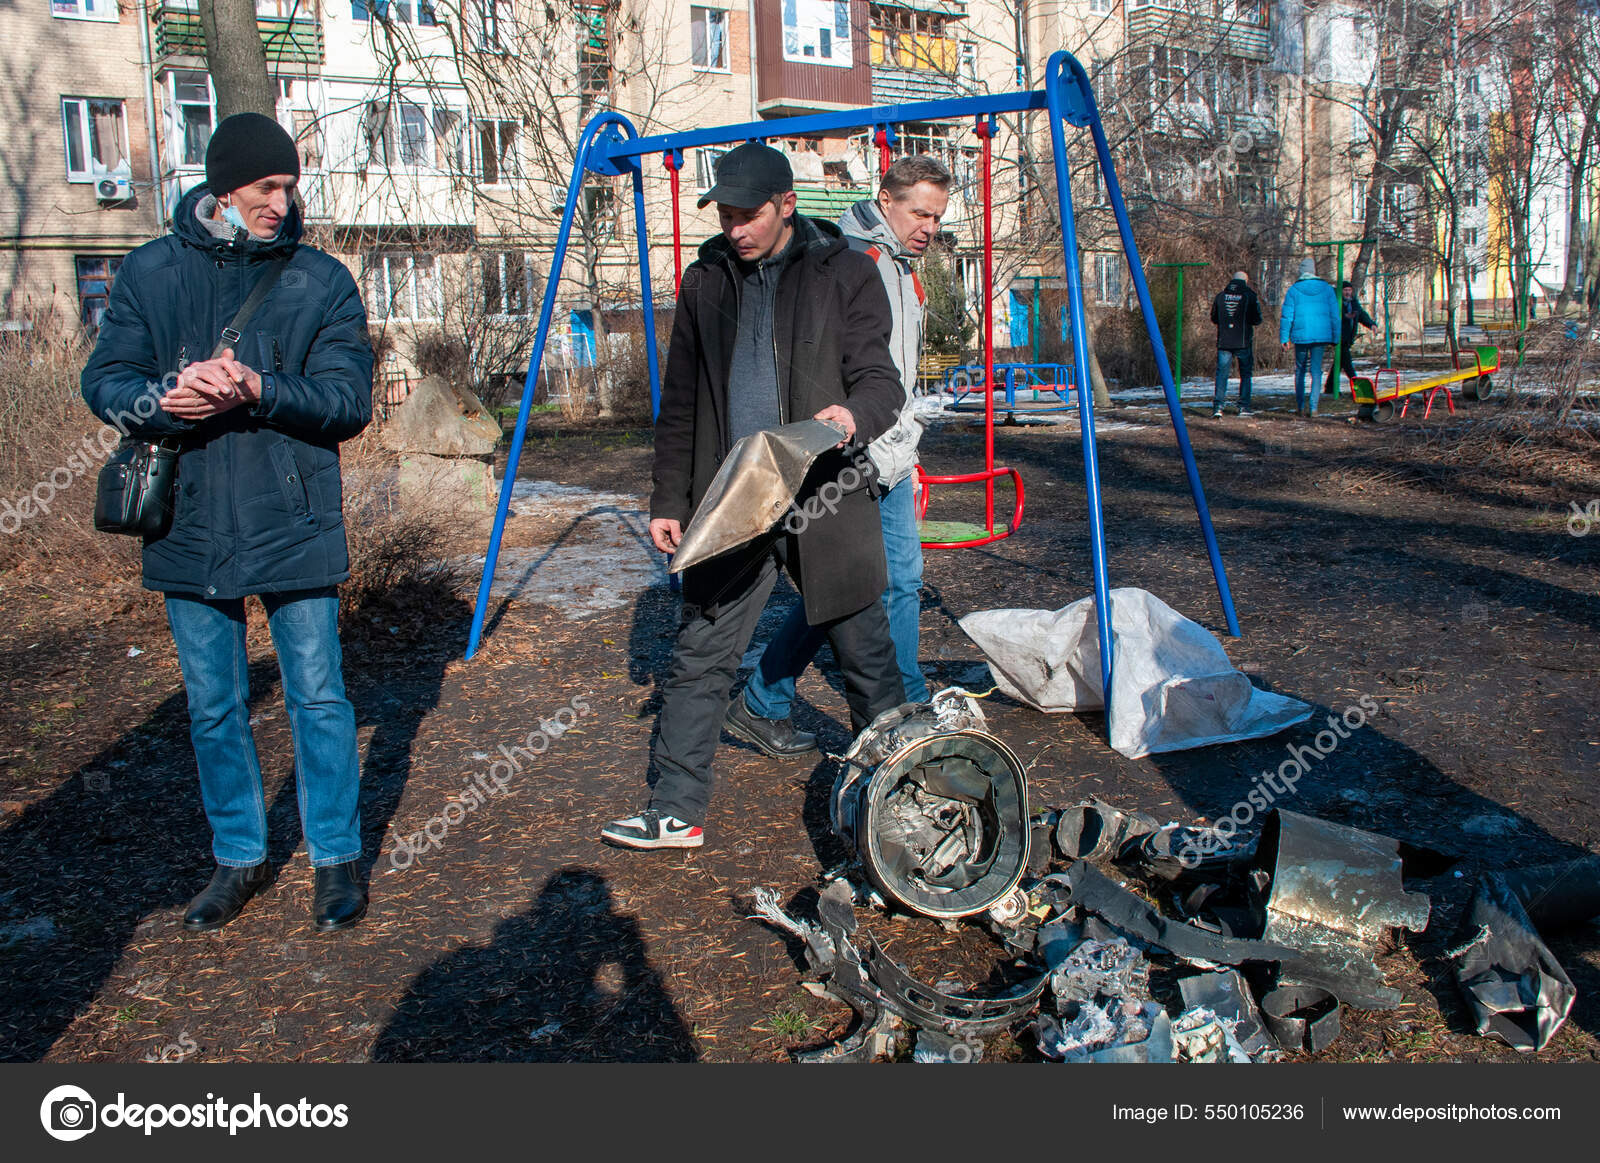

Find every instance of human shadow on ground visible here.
[0,585,464,1061]
[372,867,697,1062]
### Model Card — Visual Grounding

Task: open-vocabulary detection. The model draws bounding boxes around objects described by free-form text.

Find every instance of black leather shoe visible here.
[724,694,818,758]
[312,861,368,933]
[183,861,271,932]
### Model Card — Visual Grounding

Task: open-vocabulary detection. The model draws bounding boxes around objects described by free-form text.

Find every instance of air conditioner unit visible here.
[96,175,133,204]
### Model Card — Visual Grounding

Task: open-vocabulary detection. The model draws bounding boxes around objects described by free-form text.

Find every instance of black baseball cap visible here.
[697,142,793,209]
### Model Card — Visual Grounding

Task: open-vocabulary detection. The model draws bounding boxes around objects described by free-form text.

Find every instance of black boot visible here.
[312,861,368,933]
[183,861,271,932]
[724,693,818,758]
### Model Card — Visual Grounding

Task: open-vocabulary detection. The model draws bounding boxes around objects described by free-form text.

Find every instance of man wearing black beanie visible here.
[82,112,375,934]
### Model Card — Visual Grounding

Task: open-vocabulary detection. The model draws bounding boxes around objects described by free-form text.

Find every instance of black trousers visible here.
[648,541,903,825]
[1324,340,1356,391]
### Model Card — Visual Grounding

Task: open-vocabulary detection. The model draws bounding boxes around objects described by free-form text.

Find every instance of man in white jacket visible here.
[727,156,950,756]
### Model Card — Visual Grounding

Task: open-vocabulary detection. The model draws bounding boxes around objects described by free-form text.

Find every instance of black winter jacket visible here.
[82,184,373,599]
[1211,278,1263,351]
[1340,296,1377,344]
[652,213,904,625]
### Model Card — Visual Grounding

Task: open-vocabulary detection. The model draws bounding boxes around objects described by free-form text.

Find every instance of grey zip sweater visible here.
[838,199,924,490]
[726,231,801,442]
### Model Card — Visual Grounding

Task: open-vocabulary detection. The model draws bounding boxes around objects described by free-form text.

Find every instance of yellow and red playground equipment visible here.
[1351,345,1500,422]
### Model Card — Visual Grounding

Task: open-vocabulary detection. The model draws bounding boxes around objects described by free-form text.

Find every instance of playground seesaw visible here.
[1352,345,1499,423]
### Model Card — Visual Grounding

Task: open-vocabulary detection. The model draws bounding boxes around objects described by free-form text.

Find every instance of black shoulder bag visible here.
[95,258,288,537]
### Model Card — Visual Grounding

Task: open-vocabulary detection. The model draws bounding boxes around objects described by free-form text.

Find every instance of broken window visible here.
[476,118,519,184]
[171,71,215,168]
[690,6,728,70]
[61,97,127,182]
[483,251,534,316]
[398,102,430,166]
[362,100,393,169]
[75,255,122,330]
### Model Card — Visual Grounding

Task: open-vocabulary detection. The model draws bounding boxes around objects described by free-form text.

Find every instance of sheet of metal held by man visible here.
[601,142,907,851]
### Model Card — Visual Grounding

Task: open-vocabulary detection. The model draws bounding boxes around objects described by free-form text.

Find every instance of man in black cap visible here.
[601,142,907,849]
[83,112,374,931]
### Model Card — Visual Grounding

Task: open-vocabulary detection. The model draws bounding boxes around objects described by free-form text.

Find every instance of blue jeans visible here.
[1213,347,1253,411]
[165,588,361,868]
[745,475,927,719]
[1293,344,1326,415]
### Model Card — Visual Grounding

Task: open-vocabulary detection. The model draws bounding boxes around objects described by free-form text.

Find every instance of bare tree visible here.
[198,0,276,119]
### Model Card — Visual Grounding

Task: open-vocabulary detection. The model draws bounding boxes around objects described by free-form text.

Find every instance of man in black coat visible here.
[1210,270,1262,417]
[1324,281,1377,393]
[82,114,372,932]
[602,143,906,850]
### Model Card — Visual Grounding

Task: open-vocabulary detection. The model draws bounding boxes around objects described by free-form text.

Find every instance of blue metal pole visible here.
[1059,53,1241,637]
[466,112,637,660]
[1043,52,1116,707]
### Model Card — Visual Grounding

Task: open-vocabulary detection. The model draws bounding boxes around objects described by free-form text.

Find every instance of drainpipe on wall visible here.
[747,0,758,122]
[136,0,168,231]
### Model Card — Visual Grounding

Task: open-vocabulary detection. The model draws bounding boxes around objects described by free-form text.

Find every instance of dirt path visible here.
[2,404,1597,1062]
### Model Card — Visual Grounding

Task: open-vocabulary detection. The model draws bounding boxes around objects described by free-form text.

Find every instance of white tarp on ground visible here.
[960,588,1313,758]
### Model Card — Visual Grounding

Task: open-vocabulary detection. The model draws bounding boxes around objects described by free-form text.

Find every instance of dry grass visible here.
[1,316,470,624]
[0,314,140,584]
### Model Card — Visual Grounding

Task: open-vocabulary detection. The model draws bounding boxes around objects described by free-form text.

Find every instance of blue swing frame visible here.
[464,50,1241,714]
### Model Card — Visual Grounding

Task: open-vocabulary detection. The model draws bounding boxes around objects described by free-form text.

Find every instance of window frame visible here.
[469,0,513,52]
[690,5,730,73]
[1094,253,1124,306]
[475,118,520,185]
[694,145,731,191]
[60,96,129,183]
[75,255,123,330]
[352,0,438,23]
[168,70,217,170]
[51,0,118,22]
[366,251,441,322]
[397,100,431,167]
[483,250,536,317]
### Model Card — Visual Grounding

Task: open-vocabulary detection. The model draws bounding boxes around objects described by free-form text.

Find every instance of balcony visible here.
[794,183,865,220]
[1127,3,1270,63]
[870,34,962,104]
[153,5,324,66]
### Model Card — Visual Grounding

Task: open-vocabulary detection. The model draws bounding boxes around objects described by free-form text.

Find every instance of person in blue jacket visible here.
[1278,257,1341,416]
[82,113,373,934]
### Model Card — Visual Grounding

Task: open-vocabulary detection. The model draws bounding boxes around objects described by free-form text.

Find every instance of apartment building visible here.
[5,1,1576,372]
[1,0,165,330]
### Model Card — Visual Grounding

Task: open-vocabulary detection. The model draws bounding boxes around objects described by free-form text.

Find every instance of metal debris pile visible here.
[745,691,1482,1063]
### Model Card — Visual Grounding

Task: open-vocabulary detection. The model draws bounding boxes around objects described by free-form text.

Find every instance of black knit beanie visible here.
[205,112,301,196]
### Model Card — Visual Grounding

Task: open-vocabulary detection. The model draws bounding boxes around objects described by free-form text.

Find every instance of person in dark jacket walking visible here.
[601,143,906,850]
[1323,282,1377,394]
[1210,270,1262,417]
[82,113,373,933]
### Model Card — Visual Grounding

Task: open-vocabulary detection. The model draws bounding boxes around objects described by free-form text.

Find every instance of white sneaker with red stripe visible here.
[601,809,704,850]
